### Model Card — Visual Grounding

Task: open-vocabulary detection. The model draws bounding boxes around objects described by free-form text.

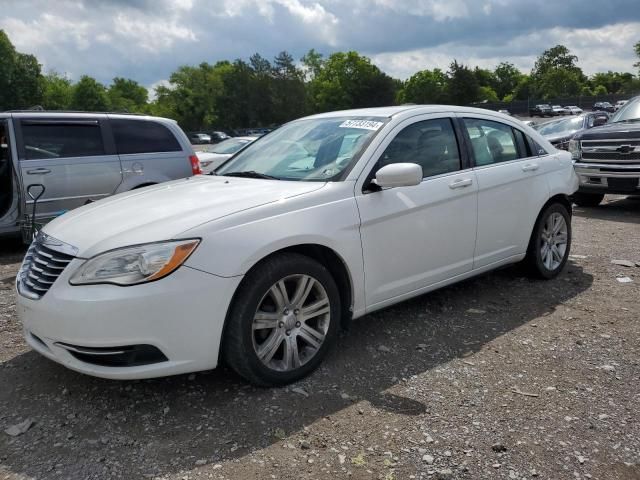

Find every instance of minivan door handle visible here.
[26,168,51,175]
[522,163,539,172]
[449,178,473,189]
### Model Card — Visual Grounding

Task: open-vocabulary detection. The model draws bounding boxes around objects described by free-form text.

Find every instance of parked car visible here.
[534,112,609,150]
[529,104,553,117]
[16,105,578,386]
[551,105,569,116]
[569,95,640,206]
[0,112,199,240]
[196,136,257,173]
[209,131,230,143]
[498,109,511,116]
[614,100,628,111]
[522,120,536,127]
[565,106,583,115]
[188,132,212,144]
[593,102,615,113]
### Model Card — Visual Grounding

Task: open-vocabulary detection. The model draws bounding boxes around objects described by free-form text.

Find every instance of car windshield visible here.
[215,116,386,181]
[610,98,640,123]
[536,116,585,136]
[208,138,253,154]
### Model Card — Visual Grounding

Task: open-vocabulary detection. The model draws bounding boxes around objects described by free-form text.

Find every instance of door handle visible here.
[26,168,51,175]
[449,178,473,189]
[522,163,539,172]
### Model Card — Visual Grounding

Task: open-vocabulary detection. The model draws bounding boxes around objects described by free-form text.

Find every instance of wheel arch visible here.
[527,193,572,252]
[221,243,354,357]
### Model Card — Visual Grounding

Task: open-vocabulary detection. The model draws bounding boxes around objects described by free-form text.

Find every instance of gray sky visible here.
[2,0,639,93]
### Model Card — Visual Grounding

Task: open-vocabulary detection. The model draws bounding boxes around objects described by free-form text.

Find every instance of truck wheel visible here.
[222,253,340,386]
[525,203,571,279]
[572,193,604,207]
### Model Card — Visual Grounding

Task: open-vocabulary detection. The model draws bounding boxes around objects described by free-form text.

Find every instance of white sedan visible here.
[196,136,258,173]
[565,106,583,115]
[16,106,579,386]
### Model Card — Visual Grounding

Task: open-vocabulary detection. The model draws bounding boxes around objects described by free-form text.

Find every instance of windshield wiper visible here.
[221,171,280,180]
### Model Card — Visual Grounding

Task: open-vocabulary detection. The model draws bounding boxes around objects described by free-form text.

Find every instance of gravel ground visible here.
[0,196,639,480]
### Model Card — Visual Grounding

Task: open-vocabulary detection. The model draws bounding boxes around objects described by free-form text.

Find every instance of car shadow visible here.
[0,263,593,479]
[573,195,640,225]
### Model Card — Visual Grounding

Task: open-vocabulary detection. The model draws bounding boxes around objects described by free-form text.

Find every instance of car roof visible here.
[1,111,177,124]
[303,104,527,121]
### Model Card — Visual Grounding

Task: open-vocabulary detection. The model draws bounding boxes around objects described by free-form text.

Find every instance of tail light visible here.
[189,155,202,175]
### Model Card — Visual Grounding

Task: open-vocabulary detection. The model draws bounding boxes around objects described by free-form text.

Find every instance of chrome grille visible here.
[581,139,640,163]
[17,234,76,300]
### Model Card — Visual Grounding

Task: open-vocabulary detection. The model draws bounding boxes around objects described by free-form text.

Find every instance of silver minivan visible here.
[0,112,198,239]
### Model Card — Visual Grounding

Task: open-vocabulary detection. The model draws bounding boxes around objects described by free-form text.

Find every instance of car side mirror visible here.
[592,116,608,127]
[372,163,423,188]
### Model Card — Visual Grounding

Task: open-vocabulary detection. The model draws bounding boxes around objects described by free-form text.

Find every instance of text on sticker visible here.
[339,120,384,131]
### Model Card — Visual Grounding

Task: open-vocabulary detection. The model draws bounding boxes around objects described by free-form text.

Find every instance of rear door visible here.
[109,118,192,190]
[15,116,122,222]
[458,115,549,268]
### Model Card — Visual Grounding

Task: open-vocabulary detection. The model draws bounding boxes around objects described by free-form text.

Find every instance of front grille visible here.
[17,236,75,300]
[582,151,640,162]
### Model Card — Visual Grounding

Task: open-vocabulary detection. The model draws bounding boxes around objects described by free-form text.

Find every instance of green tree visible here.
[71,75,109,111]
[271,51,307,124]
[473,67,495,88]
[0,30,44,110]
[108,77,148,112]
[301,48,325,80]
[493,62,522,100]
[634,40,640,71]
[447,60,480,105]
[398,69,447,104]
[42,71,73,110]
[593,84,608,96]
[580,85,594,97]
[530,45,585,97]
[478,85,499,102]
[307,51,396,112]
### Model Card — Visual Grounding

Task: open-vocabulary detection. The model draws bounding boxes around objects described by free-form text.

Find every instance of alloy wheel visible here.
[251,274,331,372]
[540,212,568,270]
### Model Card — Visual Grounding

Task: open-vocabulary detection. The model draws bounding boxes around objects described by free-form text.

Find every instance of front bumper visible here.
[574,162,640,195]
[16,259,242,380]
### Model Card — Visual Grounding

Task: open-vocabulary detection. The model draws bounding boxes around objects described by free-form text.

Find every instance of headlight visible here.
[568,139,581,161]
[70,239,200,286]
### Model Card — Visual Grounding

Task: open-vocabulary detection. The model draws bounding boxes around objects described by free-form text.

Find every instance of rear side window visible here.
[21,123,105,160]
[112,119,181,154]
[463,118,519,166]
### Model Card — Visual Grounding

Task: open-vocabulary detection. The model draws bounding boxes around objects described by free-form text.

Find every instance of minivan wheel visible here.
[525,203,571,279]
[222,253,340,386]
[572,192,604,207]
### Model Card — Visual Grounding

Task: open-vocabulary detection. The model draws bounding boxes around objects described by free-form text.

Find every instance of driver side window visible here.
[379,118,461,178]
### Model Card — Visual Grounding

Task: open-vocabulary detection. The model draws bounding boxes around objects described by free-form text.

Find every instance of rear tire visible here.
[222,253,341,386]
[572,192,604,207]
[525,203,572,279]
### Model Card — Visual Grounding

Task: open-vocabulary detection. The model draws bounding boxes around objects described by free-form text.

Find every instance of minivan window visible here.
[21,123,105,160]
[112,119,181,155]
[378,118,461,178]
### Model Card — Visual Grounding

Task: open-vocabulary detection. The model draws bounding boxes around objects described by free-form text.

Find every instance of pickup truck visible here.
[569,96,640,206]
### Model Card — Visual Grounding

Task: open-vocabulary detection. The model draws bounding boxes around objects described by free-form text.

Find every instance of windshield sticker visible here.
[339,120,384,131]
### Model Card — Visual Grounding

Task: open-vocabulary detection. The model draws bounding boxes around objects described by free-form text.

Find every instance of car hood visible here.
[42,175,326,258]
[576,122,640,140]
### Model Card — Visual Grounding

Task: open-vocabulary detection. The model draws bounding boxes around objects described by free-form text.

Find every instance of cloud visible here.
[1,0,638,88]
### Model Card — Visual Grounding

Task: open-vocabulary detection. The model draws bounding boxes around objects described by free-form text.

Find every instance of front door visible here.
[356,115,478,309]
[16,118,123,222]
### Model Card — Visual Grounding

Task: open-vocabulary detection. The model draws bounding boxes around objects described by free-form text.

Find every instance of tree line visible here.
[2,30,640,131]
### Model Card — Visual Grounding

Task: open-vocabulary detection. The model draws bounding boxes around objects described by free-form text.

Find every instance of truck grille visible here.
[17,235,76,300]
[581,140,640,163]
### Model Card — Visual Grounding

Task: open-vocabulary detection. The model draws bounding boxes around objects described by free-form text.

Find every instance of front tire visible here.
[222,253,341,386]
[572,192,604,207]
[525,203,571,279]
